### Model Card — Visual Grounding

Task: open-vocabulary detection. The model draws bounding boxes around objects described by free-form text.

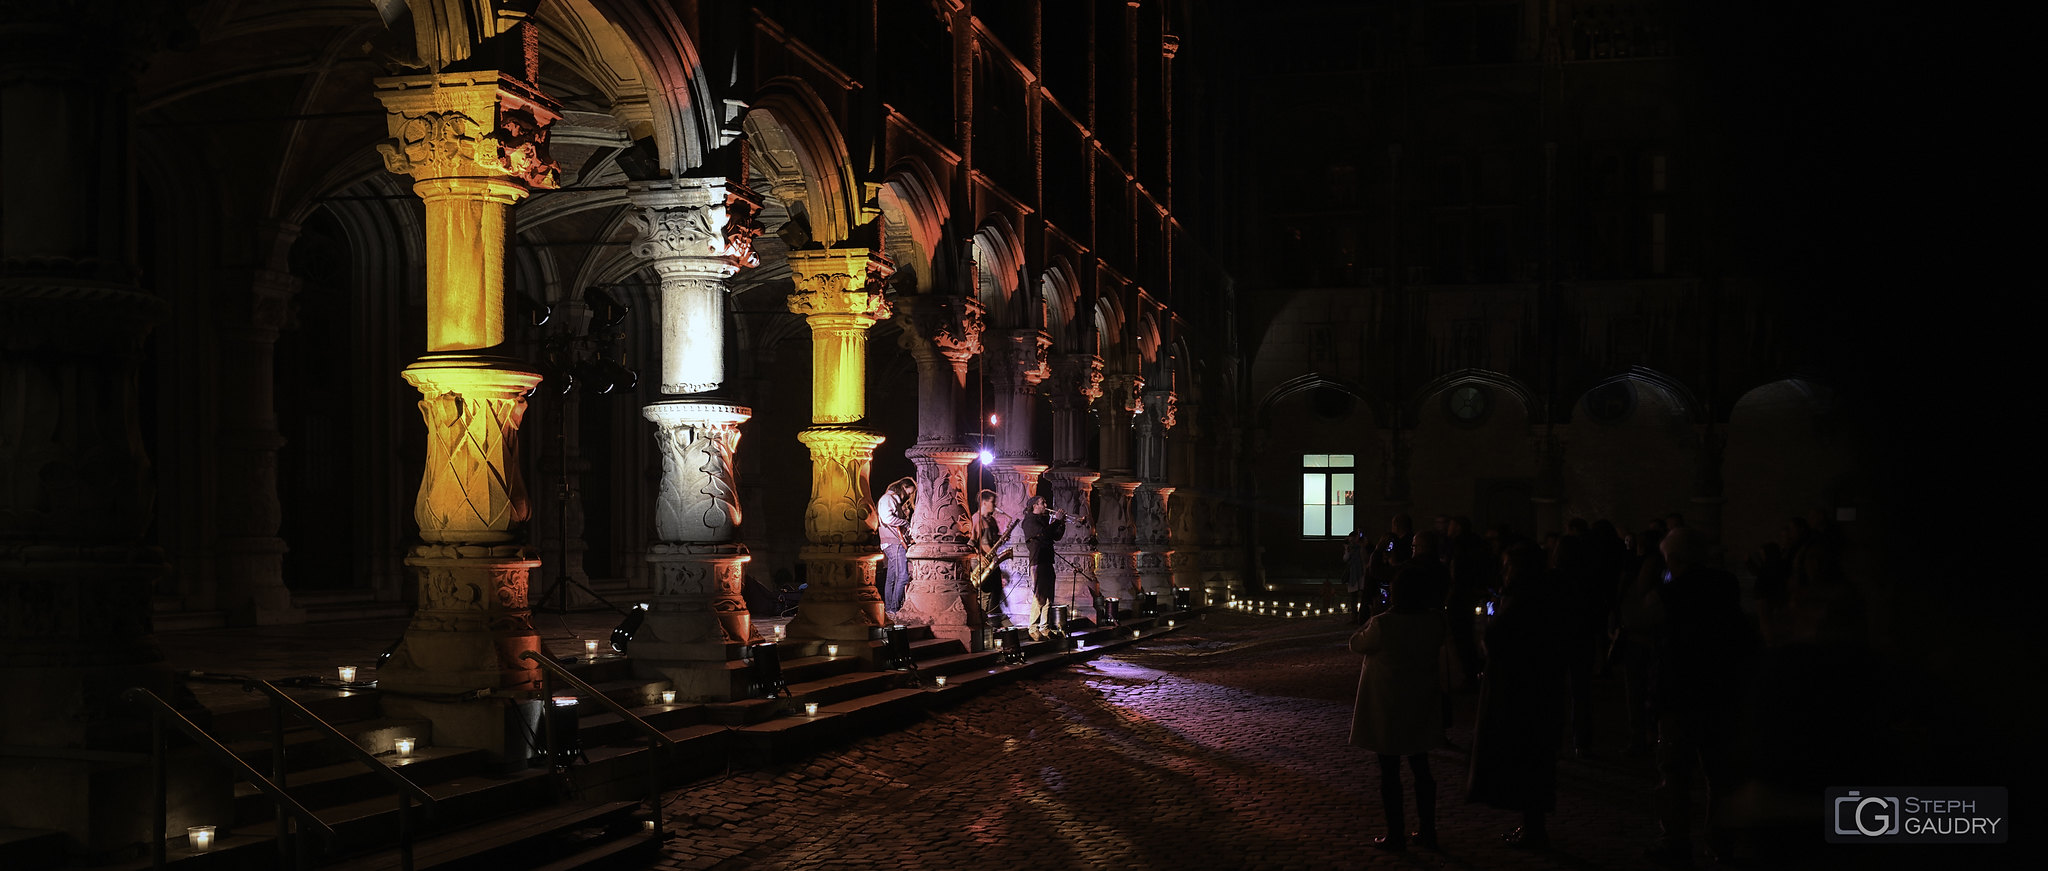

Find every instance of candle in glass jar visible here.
[394,737,416,755]
[825,644,839,657]
[934,675,947,687]
[187,826,216,852]
[803,702,819,716]
[660,690,676,704]
[337,666,357,683]
[584,639,599,656]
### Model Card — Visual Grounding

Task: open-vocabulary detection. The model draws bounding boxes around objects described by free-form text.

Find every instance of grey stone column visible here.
[893,295,984,645]
[626,178,762,700]
[213,261,304,625]
[988,330,1050,626]
[1135,387,1178,600]
[1,2,189,852]
[1094,372,1145,606]
[1044,354,1104,618]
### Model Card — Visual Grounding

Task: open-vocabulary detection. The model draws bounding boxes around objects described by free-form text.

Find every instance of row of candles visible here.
[1227,600,1351,617]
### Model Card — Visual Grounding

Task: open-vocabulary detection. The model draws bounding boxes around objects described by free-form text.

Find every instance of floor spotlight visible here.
[611,603,648,653]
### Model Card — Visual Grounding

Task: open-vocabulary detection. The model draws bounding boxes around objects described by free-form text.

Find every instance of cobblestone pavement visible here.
[646,611,1711,871]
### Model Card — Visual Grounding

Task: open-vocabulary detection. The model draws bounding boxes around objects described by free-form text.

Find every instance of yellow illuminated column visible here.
[626,178,764,700]
[372,70,557,733]
[783,249,894,648]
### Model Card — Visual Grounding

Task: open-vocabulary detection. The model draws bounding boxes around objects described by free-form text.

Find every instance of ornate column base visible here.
[988,463,1048,628]
[379,545,541,761]
[215,537,304,625]
[784,546,884,650]
[1137,547,1177,600]
[635,544,750,701]
[1097,549,1141,615]
[1052,548,1101,622]
[898,545,977,646]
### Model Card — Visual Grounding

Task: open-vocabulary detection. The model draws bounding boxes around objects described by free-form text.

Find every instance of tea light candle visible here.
[1166,620,1175,628]
[992,637,1003,648]
[394,737,416,755]
[187,825,216,852]
[934,675,947,687]
[773,624,785,639]
[803,702,819,716]
[584,639,599,656]
[642,819,655,832]
[660,690,677,704]
[825,644,839,657]
[337,666,357,683]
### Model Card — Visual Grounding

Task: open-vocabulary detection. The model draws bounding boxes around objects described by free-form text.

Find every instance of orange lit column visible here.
[1094,372,1146,612]
[1136,386,1179,601]
[1045,354,1105,619]
[783,249,894,650]
[372,72,556,743]
[894,295,985,646]
[626,178,762,700]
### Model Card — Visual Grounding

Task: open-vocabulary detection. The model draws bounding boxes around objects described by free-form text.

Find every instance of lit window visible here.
[1301,454,1356,538]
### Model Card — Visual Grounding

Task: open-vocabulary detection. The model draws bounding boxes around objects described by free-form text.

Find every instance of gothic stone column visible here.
[1094,373,1145,609]
[1136,388,1178,599]
[893,295,984,645]
[1045,354,1104,620]
[212,262,306,625]
[626,177,763,699]
[373,67,557,758]
[988,330,1051,625]
[1,2,201,853]
[783,249,893,649]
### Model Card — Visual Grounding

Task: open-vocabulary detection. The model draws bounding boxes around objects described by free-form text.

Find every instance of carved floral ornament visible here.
[899,297,986,360]
[629,187,764,272]
[1054,355,1107,404]
[375,78,560,188]
[786,250,895,318]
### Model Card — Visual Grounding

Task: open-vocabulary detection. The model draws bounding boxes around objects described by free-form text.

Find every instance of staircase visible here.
[19,607,1205,870]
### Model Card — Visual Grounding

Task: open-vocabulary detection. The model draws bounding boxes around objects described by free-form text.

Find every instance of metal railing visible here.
[240,679,437,871]
[518,650,673,840]
[124,687,334,870]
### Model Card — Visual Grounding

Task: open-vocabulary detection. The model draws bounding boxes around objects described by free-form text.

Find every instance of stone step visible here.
[205,687,385,742]
[0,828,67,870]
[322,799,644,871]
[219,716,435,775]
[228,746,488,826]
[526,829,659,871]
[568,700,715,749]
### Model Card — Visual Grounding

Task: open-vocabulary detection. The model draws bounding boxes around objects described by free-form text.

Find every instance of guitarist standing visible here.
[969,490,1014,626]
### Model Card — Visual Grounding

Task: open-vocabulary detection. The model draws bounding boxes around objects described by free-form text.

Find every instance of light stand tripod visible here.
[530,287,637,617]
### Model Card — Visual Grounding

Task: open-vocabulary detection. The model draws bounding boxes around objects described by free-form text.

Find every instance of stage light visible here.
[583,285,629,330]
[978,447,995,465]
[989,413,1000,425]
[612,603,648,653]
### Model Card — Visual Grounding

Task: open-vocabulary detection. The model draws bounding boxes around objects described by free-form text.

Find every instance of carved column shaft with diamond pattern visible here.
[783,249,893,648]
[373,62,557,748]
[1045,354,1105,619]
[1094,373,1145,603]
[989,330,1051,626]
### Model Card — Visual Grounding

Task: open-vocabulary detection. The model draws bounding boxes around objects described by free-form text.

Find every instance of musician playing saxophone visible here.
[968,490,1013,624]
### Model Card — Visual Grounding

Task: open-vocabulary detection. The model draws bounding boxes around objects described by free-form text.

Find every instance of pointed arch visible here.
[745,77,860,245]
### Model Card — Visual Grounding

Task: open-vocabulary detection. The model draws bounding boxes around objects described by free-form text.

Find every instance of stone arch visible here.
[877,159,948,293]
[1133,306,1162,365]
[536,0,720,172]
[745,78,860,246]
[1410,368,1537,427]
[971,215,1025,324]
[1040,260,1079,352]
[1570,365,1704,425]
[1722,377,1855,582]
[1564,367,1699,530]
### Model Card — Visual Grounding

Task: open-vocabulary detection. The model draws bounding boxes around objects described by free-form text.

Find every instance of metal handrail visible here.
[519,650,672,842]
[241,679,435,871]
[518,651,675,748]
[240,679,437,806]
[124,688,333,870]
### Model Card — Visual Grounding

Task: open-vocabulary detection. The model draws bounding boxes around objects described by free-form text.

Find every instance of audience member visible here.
[1466,542,1570,848]
[1342,529,1370,624]
[1641,528,1753,866]
[1348,573,1448,852]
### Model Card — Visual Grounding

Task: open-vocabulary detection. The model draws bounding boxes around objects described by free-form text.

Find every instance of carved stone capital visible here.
[895,295,985,363]
[375,72,559,189]
[1142,389,1179,431]
[1049,354,1106,407]
[1103,373,1147,415]
[628,178,763,274]
[786,248,895,320]
[993,329,1053,391]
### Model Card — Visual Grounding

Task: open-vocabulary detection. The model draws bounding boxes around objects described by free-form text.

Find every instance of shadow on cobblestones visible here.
[646,612,1941,871]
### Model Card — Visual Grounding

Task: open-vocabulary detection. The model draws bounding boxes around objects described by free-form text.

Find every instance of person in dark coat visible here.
[1642,528,1753,866]
[1348,573,1447,851]
[1342,529,1370,623]
[1019,495,1067,635]
[1467,542,1570,848]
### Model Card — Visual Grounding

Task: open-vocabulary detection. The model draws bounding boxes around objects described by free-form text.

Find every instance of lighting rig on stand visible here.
[522,287,638,627]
